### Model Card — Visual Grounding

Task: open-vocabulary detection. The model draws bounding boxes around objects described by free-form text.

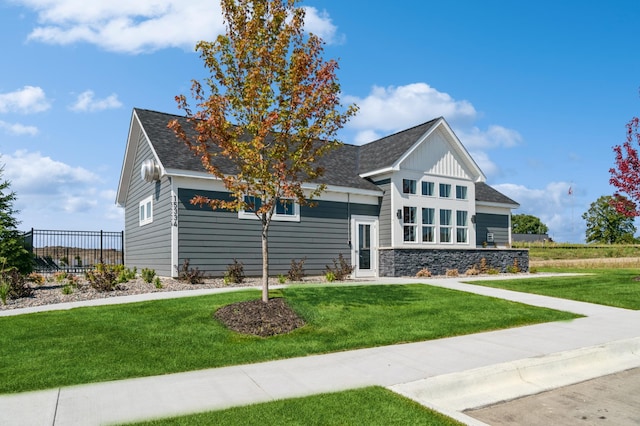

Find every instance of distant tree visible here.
[0,165,32,274]
[511,214,548,234]
[169,0,357,302]
[610,116,640,216]
[582,195,637,244]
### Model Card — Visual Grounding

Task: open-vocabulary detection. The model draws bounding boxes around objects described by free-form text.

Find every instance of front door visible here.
[352,216,378,278]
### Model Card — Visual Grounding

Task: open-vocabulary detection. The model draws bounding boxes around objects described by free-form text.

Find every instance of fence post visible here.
[121,231,125,266]
[100,230,104,264]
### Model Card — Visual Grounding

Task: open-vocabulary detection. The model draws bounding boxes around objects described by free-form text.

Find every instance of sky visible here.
[1,0,639,242]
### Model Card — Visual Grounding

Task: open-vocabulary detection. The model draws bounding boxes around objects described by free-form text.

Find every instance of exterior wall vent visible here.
[141,159,160,182]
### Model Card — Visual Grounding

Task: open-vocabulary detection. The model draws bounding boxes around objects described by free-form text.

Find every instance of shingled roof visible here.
[130,108,518,206]
[357,118,440,175]
[134,108,381,192]
[475,182,519,206]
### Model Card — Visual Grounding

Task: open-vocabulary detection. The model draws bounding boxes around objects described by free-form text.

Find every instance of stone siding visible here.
[379,248,529,277]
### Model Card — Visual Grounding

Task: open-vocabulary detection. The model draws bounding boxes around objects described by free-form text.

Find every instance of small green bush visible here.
[0,281,9,305]
[325,271,336,282]
[278,274,287,284]
[0,268,33,300]
[223,259,244,284]
[61,284,74,295]
[153,276,163,289]
[141,268,156,283]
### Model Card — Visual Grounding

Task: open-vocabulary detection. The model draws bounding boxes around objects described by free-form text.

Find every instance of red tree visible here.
[610,117,640,217]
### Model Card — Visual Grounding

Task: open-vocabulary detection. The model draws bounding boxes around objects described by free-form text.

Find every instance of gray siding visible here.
[178,189,379,276]
[123,131,172,275]
[377,181,392,247]
[475,213,509,247]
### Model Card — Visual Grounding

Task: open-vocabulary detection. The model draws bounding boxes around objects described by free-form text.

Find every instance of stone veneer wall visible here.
[378,248,529,277]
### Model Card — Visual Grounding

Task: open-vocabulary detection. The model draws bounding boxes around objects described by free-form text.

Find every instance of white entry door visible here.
[352,216,378,278]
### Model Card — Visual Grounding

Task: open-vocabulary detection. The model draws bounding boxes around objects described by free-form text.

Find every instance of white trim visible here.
[238,198,301,222]
[170,182,179,278]
[139,196,153,226]
[351,215,378,278]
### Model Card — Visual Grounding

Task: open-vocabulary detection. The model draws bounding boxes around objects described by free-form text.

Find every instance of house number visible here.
[171,195,178,227]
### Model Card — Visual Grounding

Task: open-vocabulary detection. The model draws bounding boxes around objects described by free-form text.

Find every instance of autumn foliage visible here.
[168,0,357,301]
[610,117,640,217]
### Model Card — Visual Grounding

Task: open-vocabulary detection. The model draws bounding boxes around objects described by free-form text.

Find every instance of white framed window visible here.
[439,183,451,198]
[440,209,452,243]
[422,181,435,196]
[456,210,468,243]
[402,179,416,194]
[239,197,300,222]
[422,207,435,243]
[139,196,153,226]
[456,185,468,200]
[403,206,417,242]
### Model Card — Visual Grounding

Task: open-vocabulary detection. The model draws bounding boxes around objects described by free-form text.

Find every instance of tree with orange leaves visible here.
[169,0,357,302]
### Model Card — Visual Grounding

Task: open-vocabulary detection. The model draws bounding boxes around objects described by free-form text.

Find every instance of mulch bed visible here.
[214,298,306,337]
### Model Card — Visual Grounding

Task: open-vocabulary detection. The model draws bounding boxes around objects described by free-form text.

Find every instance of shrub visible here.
[0,280,8,305]
[61,284,74,295]
[223,259,244,284]
[85,264,123,292]
[116,266,137,284]
[325,271,336,282]
[27,272,45,286]
[325,253,353,281]
[153,276,163,289]
[487,268,500,275]
[141,268,156,283]
[416,268,432,278]
[445,269,459,277]
[287,257,306,282]
[177,259,206,284]
[53,271,69,283]
[465,266,480,276]
[478,257,489,274]
[278,274,287,284]
[0,268,33,300]
[506,259,521,274]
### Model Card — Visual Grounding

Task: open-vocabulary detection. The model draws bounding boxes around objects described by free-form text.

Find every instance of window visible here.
[440,209,452,243]
[439,183,451,198]
[276,199,295,216]
[422,181,434,196]
[456,185,468,200]
[402,179,416,194]
[456,210,468,243]
[139,196,153,226]
[422,207,435,243]
[403,206,417,242]
[239,197,300,221]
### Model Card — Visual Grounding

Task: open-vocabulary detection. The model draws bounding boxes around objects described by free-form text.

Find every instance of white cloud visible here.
[3,149,99,193]
[2,149,124,230]
[0,86,51,114]
[345,83,477,132]
[70,90,122,112]
[16,0,343,54]
[493,181,584,242]
[303,6,343,44]
[344,82,522,177]
[0,120,38,136]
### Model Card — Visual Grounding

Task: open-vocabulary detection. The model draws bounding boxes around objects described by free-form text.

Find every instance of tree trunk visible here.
[261,218,269,303]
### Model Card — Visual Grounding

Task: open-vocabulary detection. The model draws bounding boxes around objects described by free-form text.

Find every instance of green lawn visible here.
[125,386,463,426]
[0,284,578,394]
[467,269,640,309]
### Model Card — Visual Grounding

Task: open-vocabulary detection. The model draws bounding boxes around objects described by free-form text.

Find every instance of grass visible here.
[512,242,640,261]
[125,386,463,426]
[0,284,578,394]
[467,268,640,310]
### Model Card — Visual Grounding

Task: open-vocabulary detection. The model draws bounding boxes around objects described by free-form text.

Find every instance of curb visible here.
[388,336,640,425]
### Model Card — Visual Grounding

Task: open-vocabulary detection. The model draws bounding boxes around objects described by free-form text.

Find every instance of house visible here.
[116,108,528,278]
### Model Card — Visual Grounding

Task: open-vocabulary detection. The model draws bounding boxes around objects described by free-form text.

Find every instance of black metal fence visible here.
[23,229,124,273]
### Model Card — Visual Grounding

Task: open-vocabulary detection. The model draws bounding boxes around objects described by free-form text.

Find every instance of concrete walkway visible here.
[1,275,639,425]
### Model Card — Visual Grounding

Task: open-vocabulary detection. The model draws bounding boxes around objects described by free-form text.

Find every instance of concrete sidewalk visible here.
[1,275,639,425]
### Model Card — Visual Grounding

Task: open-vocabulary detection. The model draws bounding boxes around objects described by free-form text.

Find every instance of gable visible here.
[399,126,478,180]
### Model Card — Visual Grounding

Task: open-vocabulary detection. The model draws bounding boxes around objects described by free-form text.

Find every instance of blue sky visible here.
[1,0,639,242]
